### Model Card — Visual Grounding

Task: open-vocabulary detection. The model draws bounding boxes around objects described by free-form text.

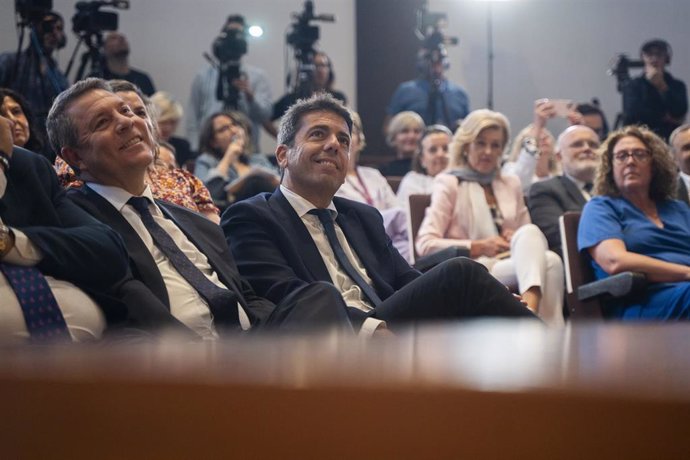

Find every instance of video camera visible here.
[285,1,334,96]
[15,0,53,24]
[415,3,458,79]
[608,54,644,91]
[287,0,334,55]
[72,0,129,37]
[213,25,247,64]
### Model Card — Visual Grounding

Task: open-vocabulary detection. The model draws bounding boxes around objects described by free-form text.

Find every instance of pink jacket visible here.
[416,173,531,256]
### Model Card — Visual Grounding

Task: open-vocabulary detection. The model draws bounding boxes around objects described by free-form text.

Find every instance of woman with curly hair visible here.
[578,125,690,319]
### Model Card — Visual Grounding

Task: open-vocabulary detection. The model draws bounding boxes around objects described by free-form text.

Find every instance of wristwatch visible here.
[0,224,14,257]
[522,136,540,158]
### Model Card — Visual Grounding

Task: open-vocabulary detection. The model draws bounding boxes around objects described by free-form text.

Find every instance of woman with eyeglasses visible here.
[195,111,278,209]
[416,109,564,325]
[578,125,690,320]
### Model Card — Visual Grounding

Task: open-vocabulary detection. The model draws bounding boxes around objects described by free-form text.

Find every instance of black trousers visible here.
[357,258,537,330]
[261,281,354,333]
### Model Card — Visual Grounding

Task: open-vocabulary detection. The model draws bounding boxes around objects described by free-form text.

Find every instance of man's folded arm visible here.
[223,202,312,305]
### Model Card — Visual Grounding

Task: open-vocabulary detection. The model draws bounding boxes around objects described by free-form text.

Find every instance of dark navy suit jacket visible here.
[1,147,131,324]
[221,188,420,308]
[68,185,275,330]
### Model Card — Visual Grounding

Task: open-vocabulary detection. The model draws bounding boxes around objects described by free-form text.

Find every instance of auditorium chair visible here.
[559,211,646,319]
[386,176,403,193]
[407,194,469,272]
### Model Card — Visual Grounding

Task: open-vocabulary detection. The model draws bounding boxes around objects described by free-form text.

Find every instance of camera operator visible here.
[0,10,69,160]
[93,31,156,96]
[187,15,272,151]
[622,39,687,140]
[386,42,469,133]
[272,51,346,121]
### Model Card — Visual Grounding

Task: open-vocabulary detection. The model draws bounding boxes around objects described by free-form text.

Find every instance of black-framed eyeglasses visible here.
[612,149,651,163]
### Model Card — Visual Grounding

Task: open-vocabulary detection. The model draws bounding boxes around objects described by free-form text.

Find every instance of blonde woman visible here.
[417,109,564,325]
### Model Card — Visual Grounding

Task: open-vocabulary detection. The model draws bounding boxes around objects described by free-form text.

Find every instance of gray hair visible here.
[385,111,425,146]
[46,78,113,153]
[670,123,690,151]
[277,92,352,147]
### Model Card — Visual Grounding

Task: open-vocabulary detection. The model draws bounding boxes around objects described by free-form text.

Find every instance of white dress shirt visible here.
[565,173,593,201]
[0,169,105,343]
[86,183,250,338]
[281,185,385,336]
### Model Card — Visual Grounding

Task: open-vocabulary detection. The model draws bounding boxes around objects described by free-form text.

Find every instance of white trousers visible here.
[482,224,565,326]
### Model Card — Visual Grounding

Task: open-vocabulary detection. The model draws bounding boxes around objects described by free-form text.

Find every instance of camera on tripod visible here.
[15,0,53,24]
[285,1,334,96]
[608,54,644,91]
[415,4,458,79]
[72,1,129,37]
[287,1,334,54]
[213,23,247,64]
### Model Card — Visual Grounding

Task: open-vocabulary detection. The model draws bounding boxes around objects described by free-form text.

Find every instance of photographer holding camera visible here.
[0,8,69,161]
[622,39,687,140]
[187,15,272,151]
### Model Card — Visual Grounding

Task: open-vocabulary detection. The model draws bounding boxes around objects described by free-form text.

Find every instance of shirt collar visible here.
[86,182,156,212]
[564,173,589,191]
[280,184,337,218]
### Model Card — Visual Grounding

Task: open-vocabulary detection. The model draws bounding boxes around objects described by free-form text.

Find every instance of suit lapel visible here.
[70,187,171,307]
[271,190,332,283]
[156,201,249,309]
[561,176,588,207]
[678,180,690,205]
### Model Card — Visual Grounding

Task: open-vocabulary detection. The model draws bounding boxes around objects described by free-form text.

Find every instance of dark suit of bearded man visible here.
[528,175,589,259]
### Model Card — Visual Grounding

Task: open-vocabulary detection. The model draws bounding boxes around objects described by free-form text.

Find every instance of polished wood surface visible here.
[2,320,690,459]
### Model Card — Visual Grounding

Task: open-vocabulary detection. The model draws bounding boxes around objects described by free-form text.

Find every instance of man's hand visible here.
[533,99,556,131]
[0,115,15,158]
[232,76,254,102]
[222,129,246,164]
[646,67,668,92]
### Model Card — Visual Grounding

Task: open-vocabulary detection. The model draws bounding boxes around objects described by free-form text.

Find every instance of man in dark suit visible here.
[670,124,690,205]
[0,114,131,342]
[528,125,601,258]
[47,78,347,339]
[223,93,534,334]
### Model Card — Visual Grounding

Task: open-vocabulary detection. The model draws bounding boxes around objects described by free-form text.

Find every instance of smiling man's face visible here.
[277,110,351,207]
[61,89,155,189]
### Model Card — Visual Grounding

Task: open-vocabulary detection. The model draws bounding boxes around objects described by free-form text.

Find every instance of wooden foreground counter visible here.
[2,320,690,459]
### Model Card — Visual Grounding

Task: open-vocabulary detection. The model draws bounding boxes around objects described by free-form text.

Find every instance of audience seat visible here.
[559,211,647,319]
[407,194,469,272]
[386,176,403,193]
